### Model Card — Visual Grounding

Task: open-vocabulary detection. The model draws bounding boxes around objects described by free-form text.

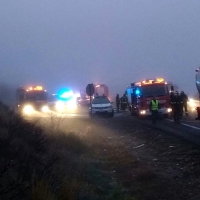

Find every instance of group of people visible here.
[116,94,128,112]
[169,91,188,123]
[149,91,188,124]
[116,90,189,124]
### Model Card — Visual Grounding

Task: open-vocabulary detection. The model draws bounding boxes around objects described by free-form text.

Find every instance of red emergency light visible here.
[141,77,165,85]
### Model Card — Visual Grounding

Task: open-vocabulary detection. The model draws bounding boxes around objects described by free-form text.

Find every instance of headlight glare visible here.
[140,110,146,114]
[23,105,34,115]
[56,101,65,111]
[167,108,172,113]
[42,105,49,112]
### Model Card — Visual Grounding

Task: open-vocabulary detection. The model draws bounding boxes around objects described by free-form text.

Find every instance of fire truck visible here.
[126,78,173,117]
[16,85,48,114]
[76,92,90,106]
[94,84,109,98]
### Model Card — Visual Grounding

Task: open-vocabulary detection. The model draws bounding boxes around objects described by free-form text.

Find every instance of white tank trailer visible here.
[195,68,200,95]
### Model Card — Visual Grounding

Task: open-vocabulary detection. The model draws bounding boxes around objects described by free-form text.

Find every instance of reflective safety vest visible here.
[151,100,159,110]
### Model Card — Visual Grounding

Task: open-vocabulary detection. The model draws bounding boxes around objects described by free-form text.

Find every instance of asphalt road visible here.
[22,103,200,145]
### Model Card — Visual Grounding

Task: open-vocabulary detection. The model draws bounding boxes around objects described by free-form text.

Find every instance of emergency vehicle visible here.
[16,85,48,114]
[195,68,200,117]
[94,84,109,98]
[48,89,78,112]
[195,67,200,94]
[77,92,90,106]
[126,78,173,117]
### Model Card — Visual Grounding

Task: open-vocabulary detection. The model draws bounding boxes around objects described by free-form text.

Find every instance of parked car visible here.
[89,96,114,117]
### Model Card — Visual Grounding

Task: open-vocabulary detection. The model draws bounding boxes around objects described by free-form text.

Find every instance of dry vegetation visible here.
[0,103,134,200]
[0,102,200,200]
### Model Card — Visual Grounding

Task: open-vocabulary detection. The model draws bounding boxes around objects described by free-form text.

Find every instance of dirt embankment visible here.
[87,115,200,200]
[41,113,200,200]
[0,102,200,200]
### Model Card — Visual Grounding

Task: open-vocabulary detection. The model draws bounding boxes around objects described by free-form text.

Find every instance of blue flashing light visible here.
[58,89,73,101]
[135,89,140,95]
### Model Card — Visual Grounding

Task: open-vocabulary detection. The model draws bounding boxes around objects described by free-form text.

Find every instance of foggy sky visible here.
[1,0,200,99]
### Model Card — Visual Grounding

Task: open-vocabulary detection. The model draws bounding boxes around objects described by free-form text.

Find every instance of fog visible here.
[0,0,200,103]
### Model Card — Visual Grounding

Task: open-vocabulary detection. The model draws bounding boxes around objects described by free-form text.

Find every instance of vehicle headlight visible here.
[66,99,77,110]
[23,105,34,115]
[140,110,146,114]
[41,105,49,112]
[56,101,65,111]
[167,108,172,112]
[189,99,195,107]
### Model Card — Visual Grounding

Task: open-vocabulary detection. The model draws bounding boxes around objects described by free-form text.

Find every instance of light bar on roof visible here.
[141,79,154,84]
[141,78,165,85]
[26,86,43,91]
[34,86,43,90]
[155,78,164,83]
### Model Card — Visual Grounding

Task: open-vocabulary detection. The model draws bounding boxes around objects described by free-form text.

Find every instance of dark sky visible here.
[1,0,200,99]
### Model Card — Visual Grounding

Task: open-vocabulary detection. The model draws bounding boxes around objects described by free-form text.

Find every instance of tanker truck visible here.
[195,68,200,95]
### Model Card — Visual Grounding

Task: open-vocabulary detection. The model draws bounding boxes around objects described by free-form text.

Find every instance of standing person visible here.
[180,91,188,116]
[120,94,127,110]
[116,94,120,112]
[177,91,183,119]
[124,93,129,109]
[172,91,181,123]
[120,95,123,110]
[170,91,175,118]
[149,96,160,124]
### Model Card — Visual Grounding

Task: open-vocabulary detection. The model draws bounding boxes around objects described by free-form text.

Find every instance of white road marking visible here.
[166,119,200,130]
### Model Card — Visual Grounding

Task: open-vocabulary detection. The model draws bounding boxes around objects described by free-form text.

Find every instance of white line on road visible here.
[166,119,200,130]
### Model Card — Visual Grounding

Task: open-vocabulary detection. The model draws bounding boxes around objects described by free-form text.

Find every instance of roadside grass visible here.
[0,102,164,200]
[31,179,55,200]
[0,103,136,199]
[78,118,168,199]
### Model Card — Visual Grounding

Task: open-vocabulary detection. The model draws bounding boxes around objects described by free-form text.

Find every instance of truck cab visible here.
[16,86,48,114]
[126,78,173,117]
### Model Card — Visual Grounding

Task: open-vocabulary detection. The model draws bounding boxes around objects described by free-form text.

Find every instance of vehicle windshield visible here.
[26,91,47,101]
[92,97,110,104]
[141,85,167,97]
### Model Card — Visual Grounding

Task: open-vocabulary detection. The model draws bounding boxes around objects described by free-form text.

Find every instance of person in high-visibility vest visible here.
[149,96,160,124]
